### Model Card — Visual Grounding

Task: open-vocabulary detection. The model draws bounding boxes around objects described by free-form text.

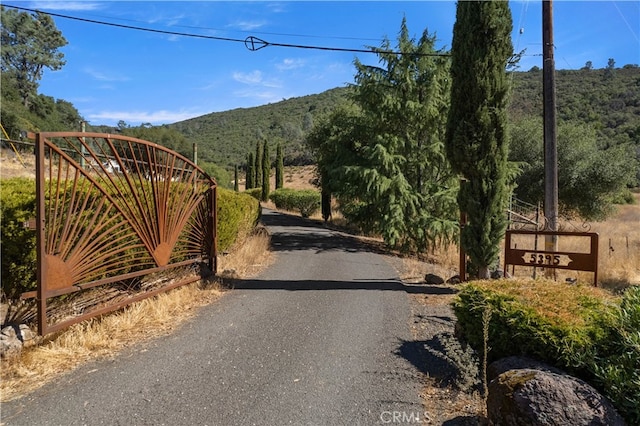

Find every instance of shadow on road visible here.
[260,209,394,256]
[225,278,458,296]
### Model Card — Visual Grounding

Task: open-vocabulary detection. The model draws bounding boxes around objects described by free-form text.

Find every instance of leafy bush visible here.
[453,280,638,423]
[591,286,640,424]
[244,187,262,201]
[0,179,260,300]
[269,188,320,218]
[216,188,260,251]
[0,178,37,299]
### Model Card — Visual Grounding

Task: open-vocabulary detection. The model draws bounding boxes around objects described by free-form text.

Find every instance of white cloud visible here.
[232,70,282,88]
[276,58,306,71]
[229,20,267,31]
[233,70,263,85]
[84,68,130,82]
[29,1,103,11]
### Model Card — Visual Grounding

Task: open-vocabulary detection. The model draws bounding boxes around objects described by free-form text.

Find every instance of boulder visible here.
[446,275,461,284]
[487,356,565,382]
[0,324,36,359]
[425,273,445,284]
[487,368,626,426]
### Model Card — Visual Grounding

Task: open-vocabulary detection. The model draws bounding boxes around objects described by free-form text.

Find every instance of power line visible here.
[4,4,450,57]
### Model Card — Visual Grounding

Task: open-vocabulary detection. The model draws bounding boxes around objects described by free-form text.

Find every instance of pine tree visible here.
[254,140,262,190]
[275,143,284,189]
[445,0,513,279]
[246,153,254,189]
[261,141,270,202]
[234,165,239,192]
[1,6,68,107]
[306,19,458,251]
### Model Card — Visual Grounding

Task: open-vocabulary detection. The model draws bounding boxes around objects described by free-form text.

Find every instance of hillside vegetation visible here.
[165,66,640,170]
[2,66,638,187]
[169,87,349,168]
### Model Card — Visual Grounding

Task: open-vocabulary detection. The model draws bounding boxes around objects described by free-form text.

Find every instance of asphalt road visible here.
[2,209,427,426]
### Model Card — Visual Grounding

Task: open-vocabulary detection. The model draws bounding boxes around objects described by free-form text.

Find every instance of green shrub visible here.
[591,285,640,424]
[216,188,260,251]
[0,178,37,299]
[269,188,320,218]
[0,179,260,301]
[453,280,638,423]
[244,187,262,201]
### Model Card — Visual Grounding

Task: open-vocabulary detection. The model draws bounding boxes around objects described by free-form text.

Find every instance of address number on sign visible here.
[521,252,572,267]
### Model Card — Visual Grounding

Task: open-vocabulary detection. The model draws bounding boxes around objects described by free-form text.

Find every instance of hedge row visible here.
[268,188,320,218]
[216,188,260,251]
[453,280,640,424]
[0,178,260,300]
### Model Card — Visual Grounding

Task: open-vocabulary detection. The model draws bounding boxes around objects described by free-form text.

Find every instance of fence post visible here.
[209,186,218,275]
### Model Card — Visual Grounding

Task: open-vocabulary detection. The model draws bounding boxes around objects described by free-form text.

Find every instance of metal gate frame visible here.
[21,132,217,335]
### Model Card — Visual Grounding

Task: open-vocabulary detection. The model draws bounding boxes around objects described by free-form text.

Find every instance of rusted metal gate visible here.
[21,132,217,335]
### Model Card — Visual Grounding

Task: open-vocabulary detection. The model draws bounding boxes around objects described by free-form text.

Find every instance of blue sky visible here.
[5,1,640,127]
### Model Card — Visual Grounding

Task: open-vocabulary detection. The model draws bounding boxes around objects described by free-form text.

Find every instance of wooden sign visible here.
[504,230,599,285]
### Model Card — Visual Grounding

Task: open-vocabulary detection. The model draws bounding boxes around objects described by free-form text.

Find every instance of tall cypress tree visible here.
[445,1,513,279]
[254,140,262,189]
[234,165,239,192]
[261,141,270,202]
[246,152,254,189]
[275,143,284,189]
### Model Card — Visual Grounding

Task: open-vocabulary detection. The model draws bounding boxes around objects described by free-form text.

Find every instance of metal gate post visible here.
[35,133,47,335]
[209,186,218,275]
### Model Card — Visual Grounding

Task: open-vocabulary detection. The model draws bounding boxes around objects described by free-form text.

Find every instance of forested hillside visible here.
[168,87,349,168]
[168,66,640,170]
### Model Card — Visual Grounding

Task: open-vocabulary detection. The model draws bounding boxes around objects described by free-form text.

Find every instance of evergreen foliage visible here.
[169,88,349,168]
[509,118,637,219]
[0,6,67,107]
[246,153,255,189]
[445,1,513,278]
[307,19,458,252]
[261,140,270,202]
[254,140,262,192]
[275,143,284,189]
[234,165,239,192]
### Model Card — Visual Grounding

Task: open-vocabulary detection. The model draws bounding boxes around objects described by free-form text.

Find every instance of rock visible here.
[446,275,461,284]
[425,273,445,284]
[491,269,512,279]
[487,368,626,426]
[0,324,36,359]
[488,356,565,382]
[0,333,23,359]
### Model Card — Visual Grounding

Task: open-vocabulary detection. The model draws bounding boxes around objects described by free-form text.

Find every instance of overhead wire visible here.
[3,4,450,57]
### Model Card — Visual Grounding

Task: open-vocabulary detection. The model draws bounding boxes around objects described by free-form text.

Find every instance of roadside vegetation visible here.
[2,5,639,423]
[0,202,271,402]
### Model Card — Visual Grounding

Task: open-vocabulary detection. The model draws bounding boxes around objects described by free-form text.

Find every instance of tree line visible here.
[2,3,638,278]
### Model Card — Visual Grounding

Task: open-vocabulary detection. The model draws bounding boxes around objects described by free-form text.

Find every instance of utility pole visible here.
[543,0,559,275]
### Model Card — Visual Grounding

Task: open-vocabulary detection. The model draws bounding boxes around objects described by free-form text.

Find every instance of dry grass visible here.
[218,227,274,278]
[0,231,273,402]
[469,278,620,327]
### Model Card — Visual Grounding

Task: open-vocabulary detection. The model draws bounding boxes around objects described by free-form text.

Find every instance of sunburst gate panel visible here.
[30,132,217,335]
